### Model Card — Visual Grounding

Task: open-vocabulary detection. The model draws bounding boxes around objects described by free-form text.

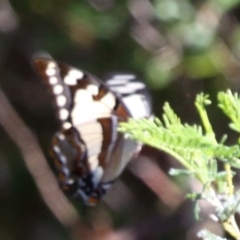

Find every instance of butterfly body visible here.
[34,59,151,205]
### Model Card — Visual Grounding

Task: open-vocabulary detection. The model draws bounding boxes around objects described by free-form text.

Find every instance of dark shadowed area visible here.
[0,0,240,239]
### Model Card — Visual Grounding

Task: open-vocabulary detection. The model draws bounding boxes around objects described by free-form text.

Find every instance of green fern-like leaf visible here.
[218,90,240,133]
[119,92,240,185]
[119,90,240,239]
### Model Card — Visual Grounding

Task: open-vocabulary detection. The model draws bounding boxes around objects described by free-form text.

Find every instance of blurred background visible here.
[0,0,240,239]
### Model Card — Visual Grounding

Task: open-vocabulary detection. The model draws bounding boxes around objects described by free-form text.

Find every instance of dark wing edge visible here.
[33,58,74,128]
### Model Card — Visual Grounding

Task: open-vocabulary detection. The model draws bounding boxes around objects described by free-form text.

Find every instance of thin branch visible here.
[0,88,79,227]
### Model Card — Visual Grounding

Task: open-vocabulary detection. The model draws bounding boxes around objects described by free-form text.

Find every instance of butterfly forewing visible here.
[106,73,152,118]
[34,58,151,205]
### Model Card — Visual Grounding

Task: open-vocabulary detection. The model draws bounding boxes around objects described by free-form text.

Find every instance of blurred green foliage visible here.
[1,0,240,239]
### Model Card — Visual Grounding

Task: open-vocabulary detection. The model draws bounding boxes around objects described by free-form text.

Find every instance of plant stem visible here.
[223,216,240,240]
[224,163,234,195]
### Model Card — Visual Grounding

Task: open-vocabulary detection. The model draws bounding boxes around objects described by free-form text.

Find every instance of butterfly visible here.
[34,58,152,206]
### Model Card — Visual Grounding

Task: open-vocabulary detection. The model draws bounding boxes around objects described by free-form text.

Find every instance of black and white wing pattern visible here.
[34,58,152,206]
[105,73,152,119]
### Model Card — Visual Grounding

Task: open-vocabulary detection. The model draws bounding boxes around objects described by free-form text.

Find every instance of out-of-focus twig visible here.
[130,156,184,211]
[0,87,79,227]
[128,0,165,52]
[0,0,18,32]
